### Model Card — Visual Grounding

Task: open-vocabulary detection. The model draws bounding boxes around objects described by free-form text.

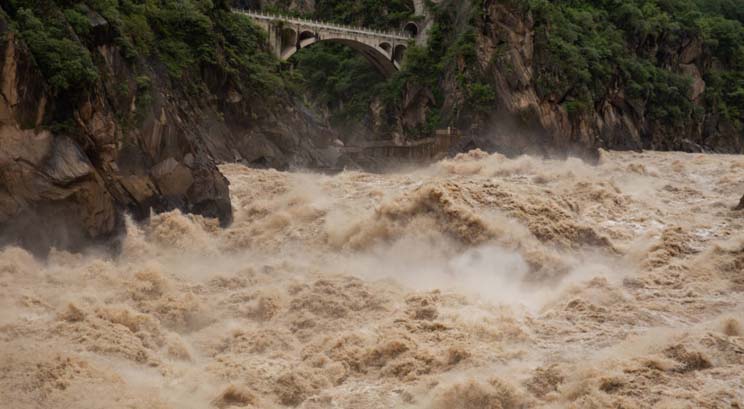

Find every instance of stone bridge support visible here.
[409,0,438,44]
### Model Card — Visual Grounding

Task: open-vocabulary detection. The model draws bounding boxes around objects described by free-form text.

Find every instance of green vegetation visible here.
[289,0,478,135]
[381,1,482,134]
[292,43,386,126]
[11,5,98,91]
[313,0,415,29]
[3,0,285,94]
[510,0,744,127]
[5,0,744,139]
[292,0,744,136]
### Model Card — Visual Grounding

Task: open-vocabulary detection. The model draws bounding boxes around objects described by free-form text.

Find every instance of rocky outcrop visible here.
[0,28,230,253]
[0,11,332,254]
[0,128,118,252]
[736,194,744,211]
[463,2,742,156]
[460,2,606,158]
[380,1,742,159]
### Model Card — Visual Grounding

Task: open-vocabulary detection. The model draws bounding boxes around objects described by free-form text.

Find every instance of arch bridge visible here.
[233,9,418,77]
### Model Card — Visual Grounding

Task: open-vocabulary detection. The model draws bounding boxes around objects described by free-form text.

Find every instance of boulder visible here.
[0,128,118,253]
[151,158,194,197]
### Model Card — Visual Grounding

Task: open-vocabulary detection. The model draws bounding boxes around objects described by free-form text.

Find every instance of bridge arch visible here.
[298,30,317,48]
[393,44,407,65]
[284,36,405,77]
[240,11,413,76]
[379,41,392,55]
[273,27,408,77]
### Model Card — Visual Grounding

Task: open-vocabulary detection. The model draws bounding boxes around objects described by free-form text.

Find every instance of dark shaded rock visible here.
[186,158,233,227]
[736,195,744,211]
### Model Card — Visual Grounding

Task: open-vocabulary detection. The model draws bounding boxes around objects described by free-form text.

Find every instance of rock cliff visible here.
[469,1,741,155]
[276,1,742,160]
[0,8,332,254]
[391,0,743,158]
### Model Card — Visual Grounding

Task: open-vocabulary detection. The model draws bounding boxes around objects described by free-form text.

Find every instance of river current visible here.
[2,150,743,408]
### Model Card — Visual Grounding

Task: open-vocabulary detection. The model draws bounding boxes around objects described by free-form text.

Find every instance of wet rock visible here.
[44,137,95,185]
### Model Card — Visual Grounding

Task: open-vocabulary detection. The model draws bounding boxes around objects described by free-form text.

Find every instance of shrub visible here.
[14,7,98,92]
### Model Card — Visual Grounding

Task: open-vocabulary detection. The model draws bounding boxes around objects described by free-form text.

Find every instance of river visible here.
[1,150,743,408]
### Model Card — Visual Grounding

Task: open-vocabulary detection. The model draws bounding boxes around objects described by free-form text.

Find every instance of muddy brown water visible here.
[1,150,743,408]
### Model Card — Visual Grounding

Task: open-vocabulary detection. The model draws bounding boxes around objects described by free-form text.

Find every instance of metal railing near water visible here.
[233,9,414,41]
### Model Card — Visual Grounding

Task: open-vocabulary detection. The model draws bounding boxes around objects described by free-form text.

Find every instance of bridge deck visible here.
[233,9,413,41]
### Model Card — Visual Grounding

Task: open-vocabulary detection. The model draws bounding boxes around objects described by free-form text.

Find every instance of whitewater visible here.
[1,150,743,408]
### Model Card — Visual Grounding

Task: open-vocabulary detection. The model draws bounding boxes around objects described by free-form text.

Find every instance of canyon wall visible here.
[394,0,743,158]
[0,9,333,253]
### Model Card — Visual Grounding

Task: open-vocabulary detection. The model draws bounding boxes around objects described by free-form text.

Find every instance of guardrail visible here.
[233,9,413,41]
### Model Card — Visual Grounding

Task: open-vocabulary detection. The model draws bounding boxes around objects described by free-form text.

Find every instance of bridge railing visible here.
[233,9,413,41]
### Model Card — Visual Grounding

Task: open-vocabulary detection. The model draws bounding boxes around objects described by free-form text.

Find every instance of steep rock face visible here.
[462,1,742,156]
[0,28,115,252]
[0,12,332,254]
[387,1,742,159]
[464,2,606,157]
[0,26,230,253]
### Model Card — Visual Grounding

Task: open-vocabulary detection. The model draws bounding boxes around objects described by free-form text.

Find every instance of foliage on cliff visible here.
[383,0,482,134]
[6,0,744,150]
[517,0,744,127]
[292,43,386,126]
[430,0,744,140]
[312,0,414,29]
[273,0,744,149]
[2,0,286,97]
[272,0,485,136]
[10,6,98,91]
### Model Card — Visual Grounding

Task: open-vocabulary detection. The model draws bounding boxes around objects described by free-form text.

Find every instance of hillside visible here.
[269,0,744,156]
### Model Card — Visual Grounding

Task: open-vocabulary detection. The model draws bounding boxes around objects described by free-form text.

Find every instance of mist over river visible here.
[2,150,744,408]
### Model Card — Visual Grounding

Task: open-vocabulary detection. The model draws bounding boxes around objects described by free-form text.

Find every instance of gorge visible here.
[2,0,744,251]
[1,1,744,407]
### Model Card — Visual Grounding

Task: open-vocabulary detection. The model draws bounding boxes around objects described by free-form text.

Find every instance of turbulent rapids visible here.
[1,150,744,408]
